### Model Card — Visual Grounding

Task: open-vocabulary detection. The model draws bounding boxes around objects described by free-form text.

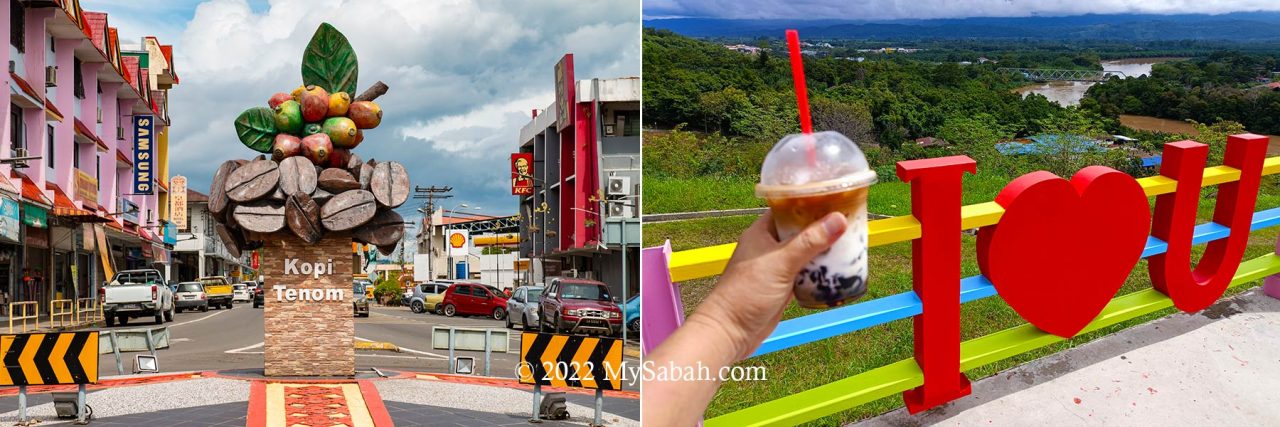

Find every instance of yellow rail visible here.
[50,299,75,329]
[670,157,1280,282]
[75,298,101,325]
[8,302,39,334]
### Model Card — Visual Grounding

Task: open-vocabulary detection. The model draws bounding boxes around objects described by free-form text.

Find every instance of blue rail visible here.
[751,206,1280,358]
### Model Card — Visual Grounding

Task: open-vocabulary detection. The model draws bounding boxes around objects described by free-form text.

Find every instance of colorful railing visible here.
[642,135,1280,426]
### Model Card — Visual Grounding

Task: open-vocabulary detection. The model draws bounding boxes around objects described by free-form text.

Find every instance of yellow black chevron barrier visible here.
[0,331,99,386]
[519,332,623,390]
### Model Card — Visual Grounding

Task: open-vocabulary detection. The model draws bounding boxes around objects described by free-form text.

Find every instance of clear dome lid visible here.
[756,131,877,198]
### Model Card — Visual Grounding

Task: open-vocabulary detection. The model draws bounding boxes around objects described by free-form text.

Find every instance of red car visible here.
[440,283,510,320]
[539,277,622,336]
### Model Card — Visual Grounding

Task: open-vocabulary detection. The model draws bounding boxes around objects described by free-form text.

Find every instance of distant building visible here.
[516,54,640,299]
[995,134,1106,155]
[1268,82,1280,91]
[724,44,761,55]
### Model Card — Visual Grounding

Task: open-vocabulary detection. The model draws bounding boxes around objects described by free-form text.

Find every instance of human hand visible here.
[690,210,848,361]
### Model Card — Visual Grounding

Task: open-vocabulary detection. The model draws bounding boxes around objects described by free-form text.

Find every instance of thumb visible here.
[778,212,847,272]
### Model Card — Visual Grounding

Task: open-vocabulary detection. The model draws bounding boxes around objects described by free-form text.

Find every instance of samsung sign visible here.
[133,115,154,195]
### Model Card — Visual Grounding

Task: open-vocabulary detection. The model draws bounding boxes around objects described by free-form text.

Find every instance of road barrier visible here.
[98,327,169,376]
[49,299,76,329]
[75,298,102,326]
[518,332,624,425]
[7,301,39,334]
[643,135,1280,426]
[1,331,99,424]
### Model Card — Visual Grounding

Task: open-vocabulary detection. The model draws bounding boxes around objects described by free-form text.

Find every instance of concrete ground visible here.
[857,288,1280,426]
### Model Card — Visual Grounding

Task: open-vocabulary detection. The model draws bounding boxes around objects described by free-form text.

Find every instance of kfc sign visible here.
[512,153,534,196]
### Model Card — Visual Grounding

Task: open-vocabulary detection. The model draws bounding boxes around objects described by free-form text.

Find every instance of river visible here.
[1014,58,1181,106]
[1016,58,1280,153]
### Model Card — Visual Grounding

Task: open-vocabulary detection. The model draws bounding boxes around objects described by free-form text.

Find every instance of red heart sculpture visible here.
[977,166,1150,338]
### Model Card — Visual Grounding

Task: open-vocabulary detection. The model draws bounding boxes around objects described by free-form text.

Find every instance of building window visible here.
[73,57,85,99]
[10,2,24,53]
[10,104,24,154]
[619,111,640,137]
[73,145,80,169]
[96,157,101,191]
[47,125,54,169]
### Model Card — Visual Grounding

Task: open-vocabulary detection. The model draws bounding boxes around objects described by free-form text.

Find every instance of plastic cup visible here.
[756,131,877,308]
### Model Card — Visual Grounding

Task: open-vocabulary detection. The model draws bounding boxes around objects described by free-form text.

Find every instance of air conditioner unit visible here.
[608,201,634,219]
[97,107,102,123]
[7,61,14,74]
[606,176,631,196]
[117,127,124,140]
[11,148,29,169]
[45,66,57,87]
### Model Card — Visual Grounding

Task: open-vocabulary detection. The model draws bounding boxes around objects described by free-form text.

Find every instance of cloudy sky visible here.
[644,0,1280,20]
[90,0,640,223]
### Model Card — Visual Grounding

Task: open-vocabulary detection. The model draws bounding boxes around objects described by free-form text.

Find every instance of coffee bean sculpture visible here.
[214,23,407,255]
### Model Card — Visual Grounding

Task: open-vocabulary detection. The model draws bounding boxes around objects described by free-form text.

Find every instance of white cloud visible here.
[139,0,639,217]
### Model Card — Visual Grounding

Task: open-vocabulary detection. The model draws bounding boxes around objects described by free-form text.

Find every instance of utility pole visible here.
[412,186,452,280]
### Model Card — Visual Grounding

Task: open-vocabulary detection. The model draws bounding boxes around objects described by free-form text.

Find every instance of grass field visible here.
[643,183,1280,425]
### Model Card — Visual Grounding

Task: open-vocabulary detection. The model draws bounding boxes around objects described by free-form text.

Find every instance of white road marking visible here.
[225,342,264,354]
[355,334,450,357]
[169,309,228,327]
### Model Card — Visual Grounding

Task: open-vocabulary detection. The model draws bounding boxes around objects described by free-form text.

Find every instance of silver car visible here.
[506,286,544,330]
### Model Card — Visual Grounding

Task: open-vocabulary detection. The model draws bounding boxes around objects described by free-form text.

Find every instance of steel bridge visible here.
[997,68,1128,82]
[447,215,520,234]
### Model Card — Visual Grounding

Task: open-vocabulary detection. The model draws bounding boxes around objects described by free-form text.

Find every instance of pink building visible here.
[0,0,179,308]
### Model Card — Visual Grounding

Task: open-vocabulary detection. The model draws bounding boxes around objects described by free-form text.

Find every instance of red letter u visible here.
[1149,134,1268,312]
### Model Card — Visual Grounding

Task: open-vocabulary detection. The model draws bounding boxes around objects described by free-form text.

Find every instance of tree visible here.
[810,97,876,146]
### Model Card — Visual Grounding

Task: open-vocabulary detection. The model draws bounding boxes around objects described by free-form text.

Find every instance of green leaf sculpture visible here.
[301,23,358,95]
[235,107,278,153]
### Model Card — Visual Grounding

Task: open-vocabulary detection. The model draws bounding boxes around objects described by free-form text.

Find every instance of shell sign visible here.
[447,229,470,256]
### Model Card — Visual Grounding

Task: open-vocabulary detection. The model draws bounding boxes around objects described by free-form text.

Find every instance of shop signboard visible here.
[0,197,19,243]
[511,153,534,196]
[162,222,177,245]
[22,204,46,228]
[554,54,574,131]
[133,115,155,195]
[75,169,98,209]
[170,176,187,231]
[25,226,48,249]
[119,199,139,224]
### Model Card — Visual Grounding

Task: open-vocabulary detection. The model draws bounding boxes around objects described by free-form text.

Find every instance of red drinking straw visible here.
[786,29,817,166]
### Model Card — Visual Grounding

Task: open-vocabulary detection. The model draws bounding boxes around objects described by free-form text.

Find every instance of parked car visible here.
[102,269,175,327]
[196,276,235,309]
[624,294,640,335]
[539,277,622,336]
[173,282,210,313]
[353,280,370,317]
[506,285,544,330]
[253,280,265,308]
[440,283,509,320]
[406,283,449,314]
[232,283,252,303]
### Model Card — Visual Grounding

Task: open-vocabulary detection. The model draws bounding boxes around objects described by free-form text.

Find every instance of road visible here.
[93,302,641,391]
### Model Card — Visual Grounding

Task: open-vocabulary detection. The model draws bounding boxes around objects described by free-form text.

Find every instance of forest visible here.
[1083,51,1280,134]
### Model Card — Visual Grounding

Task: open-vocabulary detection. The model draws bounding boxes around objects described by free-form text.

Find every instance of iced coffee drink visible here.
[756,131,877,308]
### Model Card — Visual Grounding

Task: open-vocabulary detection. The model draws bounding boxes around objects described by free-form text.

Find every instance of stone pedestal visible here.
[262,234,355,377]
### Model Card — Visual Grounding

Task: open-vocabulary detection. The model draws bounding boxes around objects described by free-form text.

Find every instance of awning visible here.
[44,99,63,123]
[73,118,109,151]
[116,150,133,167]
[10,172,52,207]
[9,72,43,109]
[46,183,110,222]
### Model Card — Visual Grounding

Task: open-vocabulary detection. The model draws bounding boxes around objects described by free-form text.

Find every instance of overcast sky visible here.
[90,0,640,222]
[644,0,1280,20]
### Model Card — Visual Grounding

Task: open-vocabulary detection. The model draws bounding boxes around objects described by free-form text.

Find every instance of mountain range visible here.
[644,13,1280,41]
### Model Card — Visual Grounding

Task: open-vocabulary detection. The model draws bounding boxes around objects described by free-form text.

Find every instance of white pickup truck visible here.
[101,269,175,327]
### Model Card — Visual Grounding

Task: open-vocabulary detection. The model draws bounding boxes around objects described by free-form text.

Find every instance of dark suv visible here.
[539,277,622,336]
